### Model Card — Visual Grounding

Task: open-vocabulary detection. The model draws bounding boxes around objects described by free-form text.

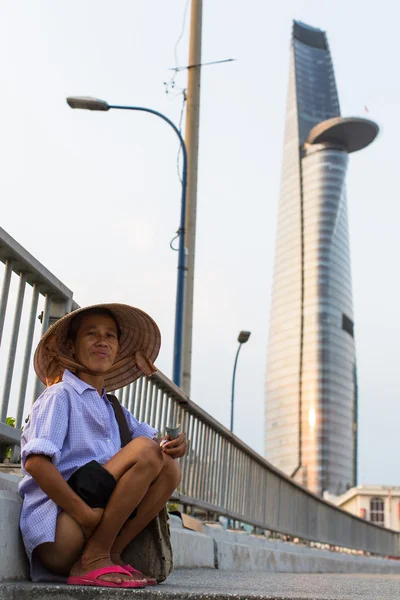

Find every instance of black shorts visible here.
[67,460,137,518]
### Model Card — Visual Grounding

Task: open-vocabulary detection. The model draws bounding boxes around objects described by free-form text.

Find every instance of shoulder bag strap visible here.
[107,393,132,448]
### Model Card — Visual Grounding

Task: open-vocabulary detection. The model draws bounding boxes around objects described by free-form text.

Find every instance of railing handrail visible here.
[152,370,400,536]
[0,227,74,301]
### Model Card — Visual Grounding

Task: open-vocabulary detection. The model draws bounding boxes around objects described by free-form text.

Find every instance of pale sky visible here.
[0,1,399,487]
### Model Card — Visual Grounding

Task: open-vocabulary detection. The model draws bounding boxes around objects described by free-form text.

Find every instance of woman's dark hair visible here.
[67,308,121,342]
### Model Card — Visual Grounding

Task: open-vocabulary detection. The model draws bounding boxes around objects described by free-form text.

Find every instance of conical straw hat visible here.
[34,303,161,391]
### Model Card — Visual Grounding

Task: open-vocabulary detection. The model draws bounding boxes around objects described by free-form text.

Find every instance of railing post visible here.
[0,272,27,422]
[0,259,14,346]
[15,284,40,429]
[32,293,51,403]
[47,297,72,329]
[31,296,72,404]
[10,284,41,462]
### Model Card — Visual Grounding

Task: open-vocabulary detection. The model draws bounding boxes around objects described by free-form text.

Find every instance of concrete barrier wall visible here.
[1,473,400,582]
[207,529,400,574]
[0,474,29,581]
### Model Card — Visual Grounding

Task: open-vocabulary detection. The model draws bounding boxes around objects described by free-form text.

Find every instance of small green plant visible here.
[4,417,16,460]
[167,501,179,514]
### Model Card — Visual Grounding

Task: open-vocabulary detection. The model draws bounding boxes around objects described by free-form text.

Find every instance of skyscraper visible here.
[265,21,378,496]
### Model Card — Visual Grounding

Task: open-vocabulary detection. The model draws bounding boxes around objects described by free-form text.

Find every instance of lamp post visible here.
[66,96,187,387]
[230,330,251,432]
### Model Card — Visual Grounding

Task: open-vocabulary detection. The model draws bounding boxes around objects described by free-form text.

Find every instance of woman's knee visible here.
[161,454,181,489]
[133,436,163,474]
[104,436,163,480]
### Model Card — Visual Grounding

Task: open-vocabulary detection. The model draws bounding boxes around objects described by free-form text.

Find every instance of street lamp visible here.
[230,330,251,432]
[66,96,187,387]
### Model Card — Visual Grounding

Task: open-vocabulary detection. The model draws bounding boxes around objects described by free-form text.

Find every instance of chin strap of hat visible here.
[42,334,157,387]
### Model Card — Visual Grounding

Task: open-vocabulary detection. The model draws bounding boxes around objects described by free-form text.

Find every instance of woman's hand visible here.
[78,507,104,540]
[160,432,187,458]
[24,455,104,539]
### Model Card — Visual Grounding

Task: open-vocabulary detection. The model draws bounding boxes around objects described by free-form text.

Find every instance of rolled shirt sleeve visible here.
[121,405,157,440]
[21,387,70,470]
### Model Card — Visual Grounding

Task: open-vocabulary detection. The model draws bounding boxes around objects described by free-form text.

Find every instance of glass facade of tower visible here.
[265,22,366,496]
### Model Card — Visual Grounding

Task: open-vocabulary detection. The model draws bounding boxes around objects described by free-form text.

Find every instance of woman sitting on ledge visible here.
[19,303,186,588]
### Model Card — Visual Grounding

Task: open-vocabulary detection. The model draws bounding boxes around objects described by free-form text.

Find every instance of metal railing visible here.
[113,371,400,557]
[0,226,399,558]
[0,227,77,458]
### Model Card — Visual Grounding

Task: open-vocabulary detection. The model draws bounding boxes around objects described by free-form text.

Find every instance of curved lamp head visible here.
[238,331,251,344]
[66,96,110,111]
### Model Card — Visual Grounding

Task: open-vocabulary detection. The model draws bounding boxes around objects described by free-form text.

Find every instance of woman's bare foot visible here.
[70,555,146,584]
[110,552,155,583]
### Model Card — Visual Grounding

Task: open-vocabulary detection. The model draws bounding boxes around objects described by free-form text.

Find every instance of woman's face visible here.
[71,313,119,373]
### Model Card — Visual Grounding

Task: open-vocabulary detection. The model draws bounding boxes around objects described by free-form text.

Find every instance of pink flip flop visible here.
[67,565,147,588]
[124,564,157,586]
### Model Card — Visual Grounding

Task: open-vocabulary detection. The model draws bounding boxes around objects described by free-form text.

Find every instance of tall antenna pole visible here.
[182,0,203,395]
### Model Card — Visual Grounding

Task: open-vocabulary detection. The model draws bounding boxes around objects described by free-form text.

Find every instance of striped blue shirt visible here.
[19,369,156,581]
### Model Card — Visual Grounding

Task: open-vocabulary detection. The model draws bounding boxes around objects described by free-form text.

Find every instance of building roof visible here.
[327,485,400,506]
[293,21,328,50]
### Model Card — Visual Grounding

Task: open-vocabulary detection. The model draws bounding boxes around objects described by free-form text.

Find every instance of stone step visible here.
[1,570,400,600]
[0,463,22,476]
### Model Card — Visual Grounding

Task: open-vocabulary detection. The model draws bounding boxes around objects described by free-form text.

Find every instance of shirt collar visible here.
[62,369,108,399]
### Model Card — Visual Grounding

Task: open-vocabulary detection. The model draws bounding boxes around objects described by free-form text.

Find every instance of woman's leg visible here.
[111,453,181,563]
[36,437,179,584]
[70,436,164,582]
[34,511,86,575]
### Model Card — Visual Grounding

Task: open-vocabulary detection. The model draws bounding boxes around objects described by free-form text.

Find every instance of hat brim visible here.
[33,303,161,391]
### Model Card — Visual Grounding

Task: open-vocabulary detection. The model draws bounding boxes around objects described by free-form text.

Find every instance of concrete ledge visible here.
[0,472,21,492]
[215,539,400,574]
[170,528,215,569]
[205,526,400,574]
[0,489,29,581]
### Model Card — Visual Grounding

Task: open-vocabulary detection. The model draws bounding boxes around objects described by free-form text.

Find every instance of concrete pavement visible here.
[1,569,400,600]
